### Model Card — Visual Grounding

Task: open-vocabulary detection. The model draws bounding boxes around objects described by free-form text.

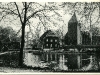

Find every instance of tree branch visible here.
[27,2,33,9]
[26,9,47,21]
[0,7,18,15]
[36,14,47,31]
[27,20,34,38]
[0,14,8,22]
[14,2,23,25]
[23,2,28,24]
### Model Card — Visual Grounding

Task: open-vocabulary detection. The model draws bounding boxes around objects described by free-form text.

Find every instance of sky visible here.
[0,2,99,39]
[0,2,71,37]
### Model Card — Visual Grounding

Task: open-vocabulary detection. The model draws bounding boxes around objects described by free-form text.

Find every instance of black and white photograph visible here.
[0,1,99,73]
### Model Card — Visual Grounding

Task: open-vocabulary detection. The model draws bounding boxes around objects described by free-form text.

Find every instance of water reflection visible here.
[24,52,41,67]
[23,50,98,71]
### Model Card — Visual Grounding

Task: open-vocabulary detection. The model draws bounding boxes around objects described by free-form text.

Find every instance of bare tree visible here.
[0,2,63,67]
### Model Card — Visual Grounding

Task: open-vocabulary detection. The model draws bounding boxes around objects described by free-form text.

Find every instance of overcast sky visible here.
[0,2,99,39]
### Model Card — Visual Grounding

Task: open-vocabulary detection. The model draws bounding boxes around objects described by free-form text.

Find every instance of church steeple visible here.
[67,12,82,45]
[69,12,77,23]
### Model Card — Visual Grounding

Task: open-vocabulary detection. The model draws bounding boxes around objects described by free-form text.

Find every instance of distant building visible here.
[81,31,91,45]
[79,31,100,45]
[64,12,82,45]
[64,12,100,45]
[40,30,60,50]
[92,35,100,45]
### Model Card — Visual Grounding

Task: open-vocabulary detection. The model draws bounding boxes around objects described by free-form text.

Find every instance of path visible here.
[0,67,46,73]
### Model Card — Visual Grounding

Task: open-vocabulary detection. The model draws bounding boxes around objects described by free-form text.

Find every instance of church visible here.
[64,12,100,45]
[64,12,82,45]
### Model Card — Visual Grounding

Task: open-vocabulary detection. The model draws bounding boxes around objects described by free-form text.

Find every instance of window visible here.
[46,39,48,42]
[50,44,52,47]
[55,39,57,42]
[46,44,48,47]
[55,44,57,47]
[50,39,53,42]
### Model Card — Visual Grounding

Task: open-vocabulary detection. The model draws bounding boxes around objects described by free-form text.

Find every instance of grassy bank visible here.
[0,51,19,67]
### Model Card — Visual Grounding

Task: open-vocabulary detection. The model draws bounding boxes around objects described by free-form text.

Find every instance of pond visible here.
[23,50,99,71]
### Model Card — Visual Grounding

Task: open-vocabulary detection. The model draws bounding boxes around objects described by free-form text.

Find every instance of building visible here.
[92,35,100,45]
[81,31,91,45]
[64,12,82,45]
[40,30,60,50]
[64,12,100,46]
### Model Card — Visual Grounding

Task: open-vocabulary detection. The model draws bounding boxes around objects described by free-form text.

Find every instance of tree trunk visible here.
[19,24,25,67]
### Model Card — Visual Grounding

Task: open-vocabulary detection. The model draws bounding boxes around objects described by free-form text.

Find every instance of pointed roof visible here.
[69,12,78,23]
[40,30,56,41]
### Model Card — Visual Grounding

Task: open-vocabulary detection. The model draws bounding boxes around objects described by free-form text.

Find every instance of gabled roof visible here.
[68,12,78,23]
[40,30,56,41]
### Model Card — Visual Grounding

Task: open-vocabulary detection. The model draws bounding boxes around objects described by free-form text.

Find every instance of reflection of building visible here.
[40,30,60,50]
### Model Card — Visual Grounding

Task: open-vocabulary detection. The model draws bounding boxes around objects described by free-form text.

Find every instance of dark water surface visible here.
[23,50,99,71]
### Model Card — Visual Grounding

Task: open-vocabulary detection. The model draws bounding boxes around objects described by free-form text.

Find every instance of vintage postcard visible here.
[0,0,99,74]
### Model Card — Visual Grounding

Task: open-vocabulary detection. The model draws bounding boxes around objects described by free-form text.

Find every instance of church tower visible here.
[68,12,81,45]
